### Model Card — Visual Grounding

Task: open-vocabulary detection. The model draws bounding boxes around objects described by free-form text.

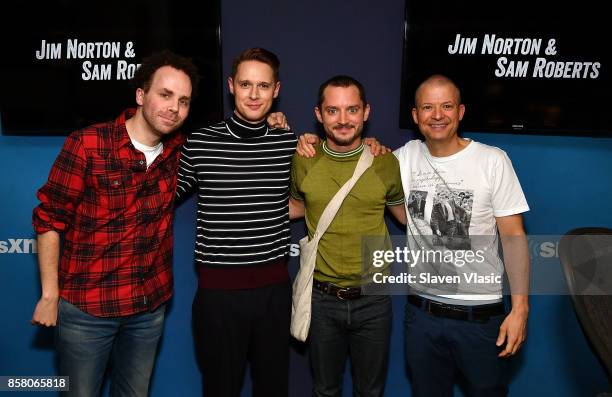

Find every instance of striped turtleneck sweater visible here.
[176,115,297,289]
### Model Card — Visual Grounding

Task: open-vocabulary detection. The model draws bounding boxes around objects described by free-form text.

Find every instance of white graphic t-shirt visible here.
[394,139,529,302]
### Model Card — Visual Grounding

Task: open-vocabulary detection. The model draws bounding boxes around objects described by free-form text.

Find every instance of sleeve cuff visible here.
[493,205,530,217]
[386,198,405,206]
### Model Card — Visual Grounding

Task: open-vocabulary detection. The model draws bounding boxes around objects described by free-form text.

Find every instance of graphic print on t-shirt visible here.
[407,190,427,220]
[429,184,473,250]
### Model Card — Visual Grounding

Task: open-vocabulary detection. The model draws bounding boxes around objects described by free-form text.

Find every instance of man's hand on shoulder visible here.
[296,133,320,158]
[363,137,391,156]
[267,112,290,130]
[296,134,391,158]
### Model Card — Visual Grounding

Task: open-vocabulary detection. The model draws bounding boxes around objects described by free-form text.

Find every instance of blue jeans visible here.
[404,301,510,397]
[309,290,392,397]
[55,299,166,397]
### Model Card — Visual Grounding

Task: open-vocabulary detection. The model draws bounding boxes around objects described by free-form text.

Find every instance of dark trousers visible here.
[192,281,291,397]
[309,291,392,397]
[405,302,510,397]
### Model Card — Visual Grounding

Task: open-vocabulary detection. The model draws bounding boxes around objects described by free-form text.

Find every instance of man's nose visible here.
[432,106,443,119]
[168,99,179,113]
[249,86,259,100]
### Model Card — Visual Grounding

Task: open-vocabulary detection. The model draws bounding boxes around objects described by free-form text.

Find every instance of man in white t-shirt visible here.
[394,74,530,397]
[295,74,529,396]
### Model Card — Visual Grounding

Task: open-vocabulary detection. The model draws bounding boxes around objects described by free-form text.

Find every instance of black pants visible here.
[192,281,291,397]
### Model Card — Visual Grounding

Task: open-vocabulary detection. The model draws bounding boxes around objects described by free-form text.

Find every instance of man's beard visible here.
[326,123,361,146]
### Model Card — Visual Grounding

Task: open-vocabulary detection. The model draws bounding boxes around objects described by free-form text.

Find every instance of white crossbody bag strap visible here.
[290,147,374,342]
[310,148,374,244]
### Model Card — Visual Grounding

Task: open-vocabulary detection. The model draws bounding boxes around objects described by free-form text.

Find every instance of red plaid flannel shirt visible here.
[33,109,185,317]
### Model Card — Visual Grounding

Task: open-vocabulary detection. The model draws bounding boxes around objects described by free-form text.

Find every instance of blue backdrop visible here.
[1,0,611,395]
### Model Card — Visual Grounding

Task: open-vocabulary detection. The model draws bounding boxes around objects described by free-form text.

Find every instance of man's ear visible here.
[136,88,145,106]
[459,104,465,121]
[273,81,280,99]
[227,77,234,95]
[315,107,323,123]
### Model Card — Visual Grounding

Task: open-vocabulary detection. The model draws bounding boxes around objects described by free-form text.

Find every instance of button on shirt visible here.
[32,109,185,317]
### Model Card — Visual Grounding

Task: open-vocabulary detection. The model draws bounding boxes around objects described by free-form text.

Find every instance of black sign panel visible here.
[1,0,222,135]
[400,1,610,135]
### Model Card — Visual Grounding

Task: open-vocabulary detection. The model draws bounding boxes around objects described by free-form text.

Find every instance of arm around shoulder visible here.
[387,203,407,225]
[296,133,321,158]
[289,197,305,220]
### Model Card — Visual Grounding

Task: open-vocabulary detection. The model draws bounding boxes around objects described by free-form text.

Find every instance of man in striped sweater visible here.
[176,48,299,397]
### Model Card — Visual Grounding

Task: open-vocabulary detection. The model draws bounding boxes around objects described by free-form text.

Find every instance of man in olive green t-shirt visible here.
[290,75,405,397]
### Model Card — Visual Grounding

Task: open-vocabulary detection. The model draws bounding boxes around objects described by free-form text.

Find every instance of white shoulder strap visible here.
[310,148,374,243]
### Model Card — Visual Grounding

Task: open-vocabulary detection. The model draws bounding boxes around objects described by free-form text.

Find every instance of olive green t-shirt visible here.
[290,141,404,287]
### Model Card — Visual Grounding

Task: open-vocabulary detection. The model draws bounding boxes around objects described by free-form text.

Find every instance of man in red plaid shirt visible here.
[30,50,199,397]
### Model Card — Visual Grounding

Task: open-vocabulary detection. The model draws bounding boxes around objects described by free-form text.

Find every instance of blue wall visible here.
[1,0,611,395]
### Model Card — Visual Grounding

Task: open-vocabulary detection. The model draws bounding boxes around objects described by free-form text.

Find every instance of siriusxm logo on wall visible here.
[0,239,292,255]
[0,238,565,257]
[288,244,300,257]
[0,238,37,254]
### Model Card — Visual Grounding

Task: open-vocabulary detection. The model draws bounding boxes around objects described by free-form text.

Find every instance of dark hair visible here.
[231,47,280,81]
[317,75,367,108]
[131,49,200,98]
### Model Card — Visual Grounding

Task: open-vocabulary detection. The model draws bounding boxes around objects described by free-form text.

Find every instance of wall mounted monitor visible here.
[399,0,610,135]
[1,0,222,135]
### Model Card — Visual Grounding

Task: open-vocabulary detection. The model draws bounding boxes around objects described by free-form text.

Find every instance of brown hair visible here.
[317,75,367,108]
[231,47,280,81]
